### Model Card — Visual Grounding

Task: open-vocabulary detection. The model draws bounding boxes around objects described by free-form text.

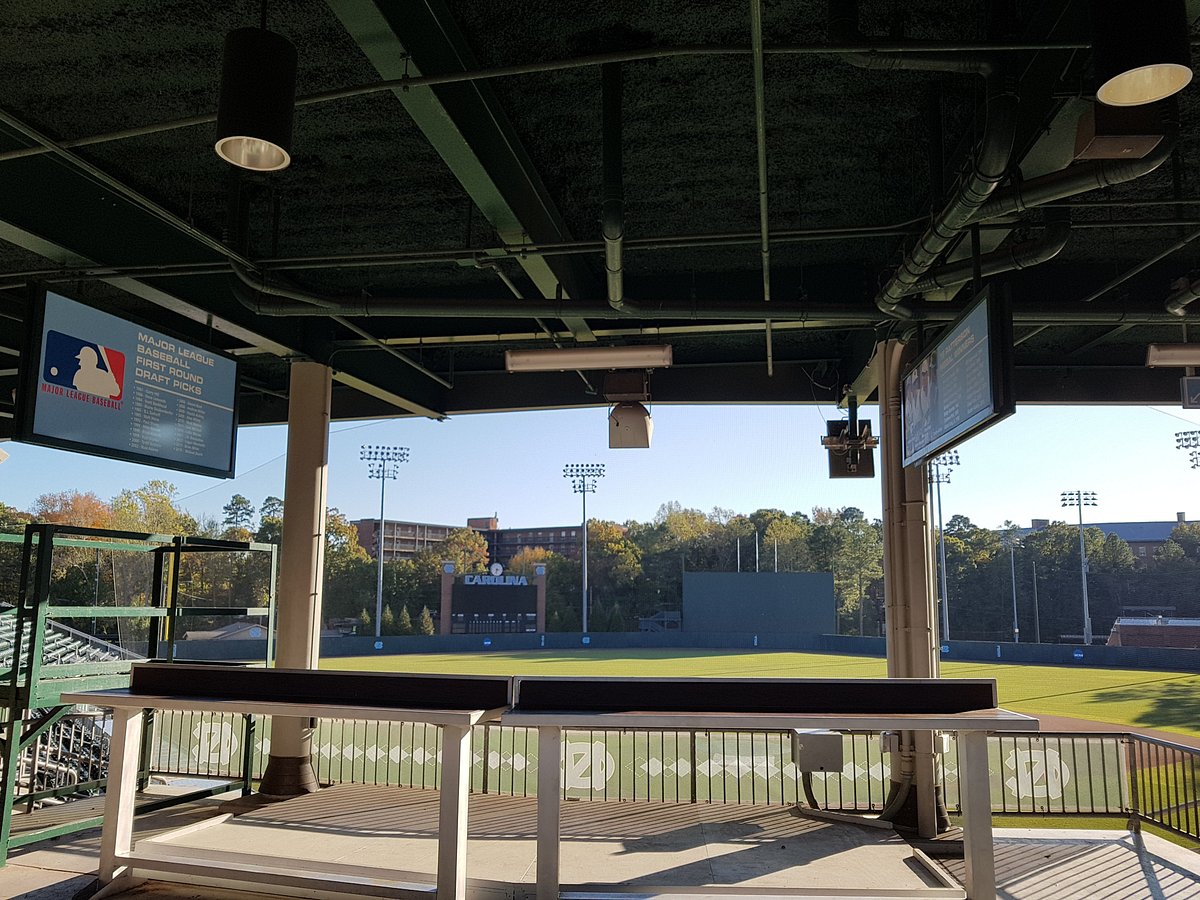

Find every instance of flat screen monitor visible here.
[15,289,238,478]
[901,287,1014,467]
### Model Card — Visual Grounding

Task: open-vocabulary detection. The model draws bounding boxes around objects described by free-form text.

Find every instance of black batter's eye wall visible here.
[682,572,837,636]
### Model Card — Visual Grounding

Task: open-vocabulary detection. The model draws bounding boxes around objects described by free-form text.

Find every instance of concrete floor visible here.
[2,785,1197,899]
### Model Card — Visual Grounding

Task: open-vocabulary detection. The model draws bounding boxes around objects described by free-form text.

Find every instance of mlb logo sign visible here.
[42,330,125,400]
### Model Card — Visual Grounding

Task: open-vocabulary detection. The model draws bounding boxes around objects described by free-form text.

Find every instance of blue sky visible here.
[3,403,1200,530]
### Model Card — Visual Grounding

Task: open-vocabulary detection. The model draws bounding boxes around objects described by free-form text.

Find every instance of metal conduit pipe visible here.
[904,209,1071,296]
[601,63,626,311]
[828,0,1016,318]
[973,119,1177,222]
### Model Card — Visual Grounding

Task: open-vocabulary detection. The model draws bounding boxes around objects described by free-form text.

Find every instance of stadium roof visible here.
[2,1,1200,427]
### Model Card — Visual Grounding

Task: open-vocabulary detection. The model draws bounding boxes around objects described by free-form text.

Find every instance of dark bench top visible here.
[128,662,513,711]
[510,676,998,715]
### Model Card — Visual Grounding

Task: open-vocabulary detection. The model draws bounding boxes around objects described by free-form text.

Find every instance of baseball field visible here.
[322,648,1200,741]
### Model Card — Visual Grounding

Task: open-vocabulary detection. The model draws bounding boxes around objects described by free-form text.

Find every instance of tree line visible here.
[3,482,1198,643]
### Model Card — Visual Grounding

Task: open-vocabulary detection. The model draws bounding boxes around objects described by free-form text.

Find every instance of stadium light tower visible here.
[927,450,959,643]
[564,463,605,633]
[361,445,409,637]
[1175,431,1200,468]
[1061,490,1098,646]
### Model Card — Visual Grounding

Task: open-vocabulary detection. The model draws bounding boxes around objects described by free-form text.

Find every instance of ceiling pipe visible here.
[829,1,1018,319]
[233,279,804,321]
[1081,224,1200,304]
[751,0,773,376]
[903,209,1071,296]
[601,63,626,312]
[230,265,452,387]
[972,109,1178,222]
[0,41,1093,166]
[229,273,1191,325]
[751,0,772,304]
[1166,277,1200,316]
[827,6,996,75]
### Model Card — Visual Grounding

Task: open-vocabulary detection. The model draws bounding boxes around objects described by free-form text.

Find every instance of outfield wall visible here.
[169,631,1200,671]
[682,572,836,634]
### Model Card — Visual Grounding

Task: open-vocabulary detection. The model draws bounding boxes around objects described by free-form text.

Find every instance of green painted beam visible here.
[34,661,135,679]
[32,673,133,707]
[326,0,596,341]
[47,606,167,618]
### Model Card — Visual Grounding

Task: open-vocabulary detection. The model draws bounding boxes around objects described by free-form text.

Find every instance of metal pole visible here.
[1078,499,1092,645]
[858,569,864,636]
[376,473,386,638]
[935,473,949,643]
[774,538,778,572]
[1032,561,1041,644]
[581,486,588,633]
[1009,545,1019,643]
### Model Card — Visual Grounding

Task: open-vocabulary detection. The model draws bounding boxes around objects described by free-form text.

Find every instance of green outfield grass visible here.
[322,648,1200,741]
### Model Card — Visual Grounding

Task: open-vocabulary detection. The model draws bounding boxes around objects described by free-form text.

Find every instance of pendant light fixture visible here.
[1092,0,1192,106]
[214,20,297,171]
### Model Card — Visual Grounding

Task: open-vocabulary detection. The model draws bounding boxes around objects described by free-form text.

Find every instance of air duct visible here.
[874,78,1017,317]
[904,210,1071,296]
[828,0,1017,318]
[1165,278,1200,317]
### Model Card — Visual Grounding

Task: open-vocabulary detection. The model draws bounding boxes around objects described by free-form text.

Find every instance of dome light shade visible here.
[215,27,297,171]
[1092,0,1192,106]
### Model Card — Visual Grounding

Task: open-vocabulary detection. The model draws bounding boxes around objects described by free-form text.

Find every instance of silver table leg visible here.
[536,725,562,900]
[100,707,144,884]
[959,729,996,899]
[438,724,472,898]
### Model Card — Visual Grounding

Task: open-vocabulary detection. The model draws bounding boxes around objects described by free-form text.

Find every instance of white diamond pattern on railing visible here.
[151,718,1128,816]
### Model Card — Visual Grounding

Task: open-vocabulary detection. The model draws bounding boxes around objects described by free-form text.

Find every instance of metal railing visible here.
[1128,733,1200,843]
[144,713,1178,821]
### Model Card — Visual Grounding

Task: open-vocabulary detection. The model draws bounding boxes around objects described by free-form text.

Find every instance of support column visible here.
[259,361,331,797]
[878,339,941,837]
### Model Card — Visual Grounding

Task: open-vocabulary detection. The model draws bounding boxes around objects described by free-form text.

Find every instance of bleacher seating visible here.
[0,606,141,672]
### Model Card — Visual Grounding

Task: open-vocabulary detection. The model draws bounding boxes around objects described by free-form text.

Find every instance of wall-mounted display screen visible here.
[901,287,1014,467]
[16,290,238,478]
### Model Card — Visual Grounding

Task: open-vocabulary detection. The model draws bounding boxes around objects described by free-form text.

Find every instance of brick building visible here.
[353,516,582,565]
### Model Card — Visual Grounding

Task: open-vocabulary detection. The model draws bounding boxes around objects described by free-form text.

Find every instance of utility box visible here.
[790,729,843,773]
